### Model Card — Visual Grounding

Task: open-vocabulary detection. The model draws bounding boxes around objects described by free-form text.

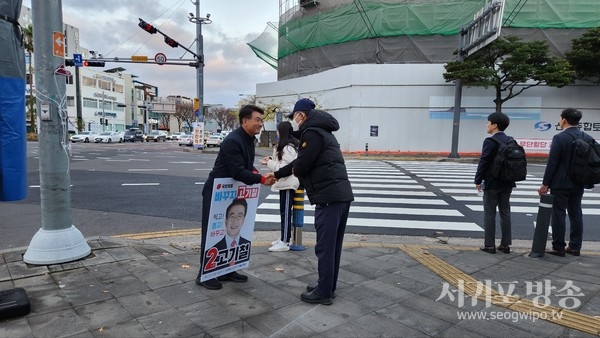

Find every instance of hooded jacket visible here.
[292,109,354,205]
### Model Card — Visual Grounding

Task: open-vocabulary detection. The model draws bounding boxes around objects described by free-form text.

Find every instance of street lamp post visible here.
[188,1,212,125]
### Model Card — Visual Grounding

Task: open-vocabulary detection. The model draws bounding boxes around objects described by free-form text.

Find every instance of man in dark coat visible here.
[538,108,586,257]
[474,112,516,254]
[279,98,354,305]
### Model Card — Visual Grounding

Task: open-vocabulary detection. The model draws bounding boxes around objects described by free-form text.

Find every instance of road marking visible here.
[195,182,205,185]
[254,214,482,231]
[127,169,168,171]
[121,183,160,186]
[169,161,204,164]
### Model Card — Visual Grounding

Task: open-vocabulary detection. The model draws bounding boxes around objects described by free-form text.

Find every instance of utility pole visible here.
[188,1,211,139]
[24,0,90,265]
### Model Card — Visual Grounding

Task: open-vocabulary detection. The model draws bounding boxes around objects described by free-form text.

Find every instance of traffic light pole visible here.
[24,0,90,265]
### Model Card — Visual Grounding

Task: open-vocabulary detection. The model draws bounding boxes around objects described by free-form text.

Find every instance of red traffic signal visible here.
[138,18,157,34]
[164,37,179,48]
[83,60,105,67]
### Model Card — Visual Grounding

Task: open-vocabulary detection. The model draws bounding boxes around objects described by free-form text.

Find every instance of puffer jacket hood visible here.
[299,109,339,133]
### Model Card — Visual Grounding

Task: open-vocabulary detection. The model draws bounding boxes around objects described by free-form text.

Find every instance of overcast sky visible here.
[22,0,279,108]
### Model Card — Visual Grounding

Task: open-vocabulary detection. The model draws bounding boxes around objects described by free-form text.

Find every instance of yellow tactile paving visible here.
[399,245,600,336]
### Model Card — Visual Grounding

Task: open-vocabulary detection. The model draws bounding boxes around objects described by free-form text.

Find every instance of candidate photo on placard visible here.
[200,178,260,281]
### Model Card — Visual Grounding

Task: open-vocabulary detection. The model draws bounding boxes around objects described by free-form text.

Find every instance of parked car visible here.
[170,132,190,141]
[123,128,144,142]
[205,134,224,147]
[94,131,124,143]
[178,134,193,146]
[71,131,100,143]
[145,130,168,142]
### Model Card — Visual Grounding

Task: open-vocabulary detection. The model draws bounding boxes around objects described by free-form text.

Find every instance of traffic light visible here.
[104,119,108,126]
[65,59,75,67]
[100,118,104,125]
[83,60,105,67]
[138,18,157,34]
[164,37,179,48]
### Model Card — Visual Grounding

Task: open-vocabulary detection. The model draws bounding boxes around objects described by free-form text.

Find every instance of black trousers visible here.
[313,201,351,298]
[550,188,584,250]
[278,189,294,243]
[482,188,512,247]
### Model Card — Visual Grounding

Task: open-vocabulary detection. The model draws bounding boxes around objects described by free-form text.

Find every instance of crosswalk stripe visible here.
[254,214,482,231]
[258,203,462,216]
[466,205,600,215]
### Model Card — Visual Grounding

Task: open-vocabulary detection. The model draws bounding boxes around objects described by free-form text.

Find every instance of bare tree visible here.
[157,112,170,130]
[211,106,238,131]
[173,101,195,131]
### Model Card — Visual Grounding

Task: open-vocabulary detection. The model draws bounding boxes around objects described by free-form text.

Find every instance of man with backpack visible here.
[538,108,588,257]
[474,112,520,254]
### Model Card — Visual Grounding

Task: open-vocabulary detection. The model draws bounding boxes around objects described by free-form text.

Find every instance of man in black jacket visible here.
[279,98,354,305]
[474,112,516,254]
[538,108,586,257]
[196,105,275,290]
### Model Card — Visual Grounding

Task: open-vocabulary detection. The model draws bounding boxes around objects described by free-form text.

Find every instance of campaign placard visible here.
[200,178,260,281]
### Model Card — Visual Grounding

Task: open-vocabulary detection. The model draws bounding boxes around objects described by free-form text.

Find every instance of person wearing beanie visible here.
[276,98,354,305]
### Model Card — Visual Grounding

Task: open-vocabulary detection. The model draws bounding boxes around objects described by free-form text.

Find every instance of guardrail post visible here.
[529,194,554,258]
[290,188,306,251]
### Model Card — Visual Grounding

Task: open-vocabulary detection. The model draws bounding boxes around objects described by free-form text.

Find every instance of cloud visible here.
[25,0,278,107]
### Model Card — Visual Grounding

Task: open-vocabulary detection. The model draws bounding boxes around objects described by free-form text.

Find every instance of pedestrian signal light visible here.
[138,18,157,34]
[65,59,75,67]
[100,118,104,124]
[83,60,105,67]
[104,119,108,126]
[164,37,179,48]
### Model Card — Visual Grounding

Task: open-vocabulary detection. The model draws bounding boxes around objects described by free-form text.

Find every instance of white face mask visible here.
[291,117,301,131]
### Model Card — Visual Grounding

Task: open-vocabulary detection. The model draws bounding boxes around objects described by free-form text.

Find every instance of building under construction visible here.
[250,0,599,155]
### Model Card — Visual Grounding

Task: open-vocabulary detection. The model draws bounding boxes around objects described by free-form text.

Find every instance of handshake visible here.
[260,156,277,186]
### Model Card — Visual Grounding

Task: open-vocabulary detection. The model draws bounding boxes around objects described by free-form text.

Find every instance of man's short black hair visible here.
[561,108,582,126]
[487,112,510,131]
[239,105,264,124]
[226,198,247,217]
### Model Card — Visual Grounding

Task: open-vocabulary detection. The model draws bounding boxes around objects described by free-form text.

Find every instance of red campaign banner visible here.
[200,178,261,282]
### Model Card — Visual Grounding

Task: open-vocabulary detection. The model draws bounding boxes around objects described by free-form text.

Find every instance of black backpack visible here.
[568,132,600,186]
[490,137,527,182]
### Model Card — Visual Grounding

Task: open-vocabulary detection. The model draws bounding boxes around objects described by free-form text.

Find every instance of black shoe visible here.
[216,271,248,283]
[480,246,496,254]
[565,247,581,256]
[306,284,336,299]
[497,245,510,254]
[196,277,222,290]
[545,249,566,257]
[301,289,333,305]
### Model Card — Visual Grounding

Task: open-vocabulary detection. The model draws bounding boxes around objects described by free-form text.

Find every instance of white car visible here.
[71,131,100,143]
[178,134,193,146]
[170,132,190,141]
[205,134,224,147]
[94,131,124,143]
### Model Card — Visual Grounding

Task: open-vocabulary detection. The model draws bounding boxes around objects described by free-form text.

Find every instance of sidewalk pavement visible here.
[1,231,599,338]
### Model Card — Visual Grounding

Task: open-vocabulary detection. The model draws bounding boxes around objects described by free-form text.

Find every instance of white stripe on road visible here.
[466,204,600,215]
[266,194,446,205]
[351,183,425,189]
[258,203,461,216]
[128,169,168,171]
[254,214,482,231]
[121,183,160,186]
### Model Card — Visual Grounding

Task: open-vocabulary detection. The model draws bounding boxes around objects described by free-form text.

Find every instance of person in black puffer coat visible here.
[275,98,354,305]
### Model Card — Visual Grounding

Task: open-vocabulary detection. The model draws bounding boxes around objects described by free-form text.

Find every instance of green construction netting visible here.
[247,22,279,70]
[247,0,600,65]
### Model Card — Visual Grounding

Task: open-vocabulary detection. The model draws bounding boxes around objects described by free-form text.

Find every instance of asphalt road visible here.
[2,141,599,251]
